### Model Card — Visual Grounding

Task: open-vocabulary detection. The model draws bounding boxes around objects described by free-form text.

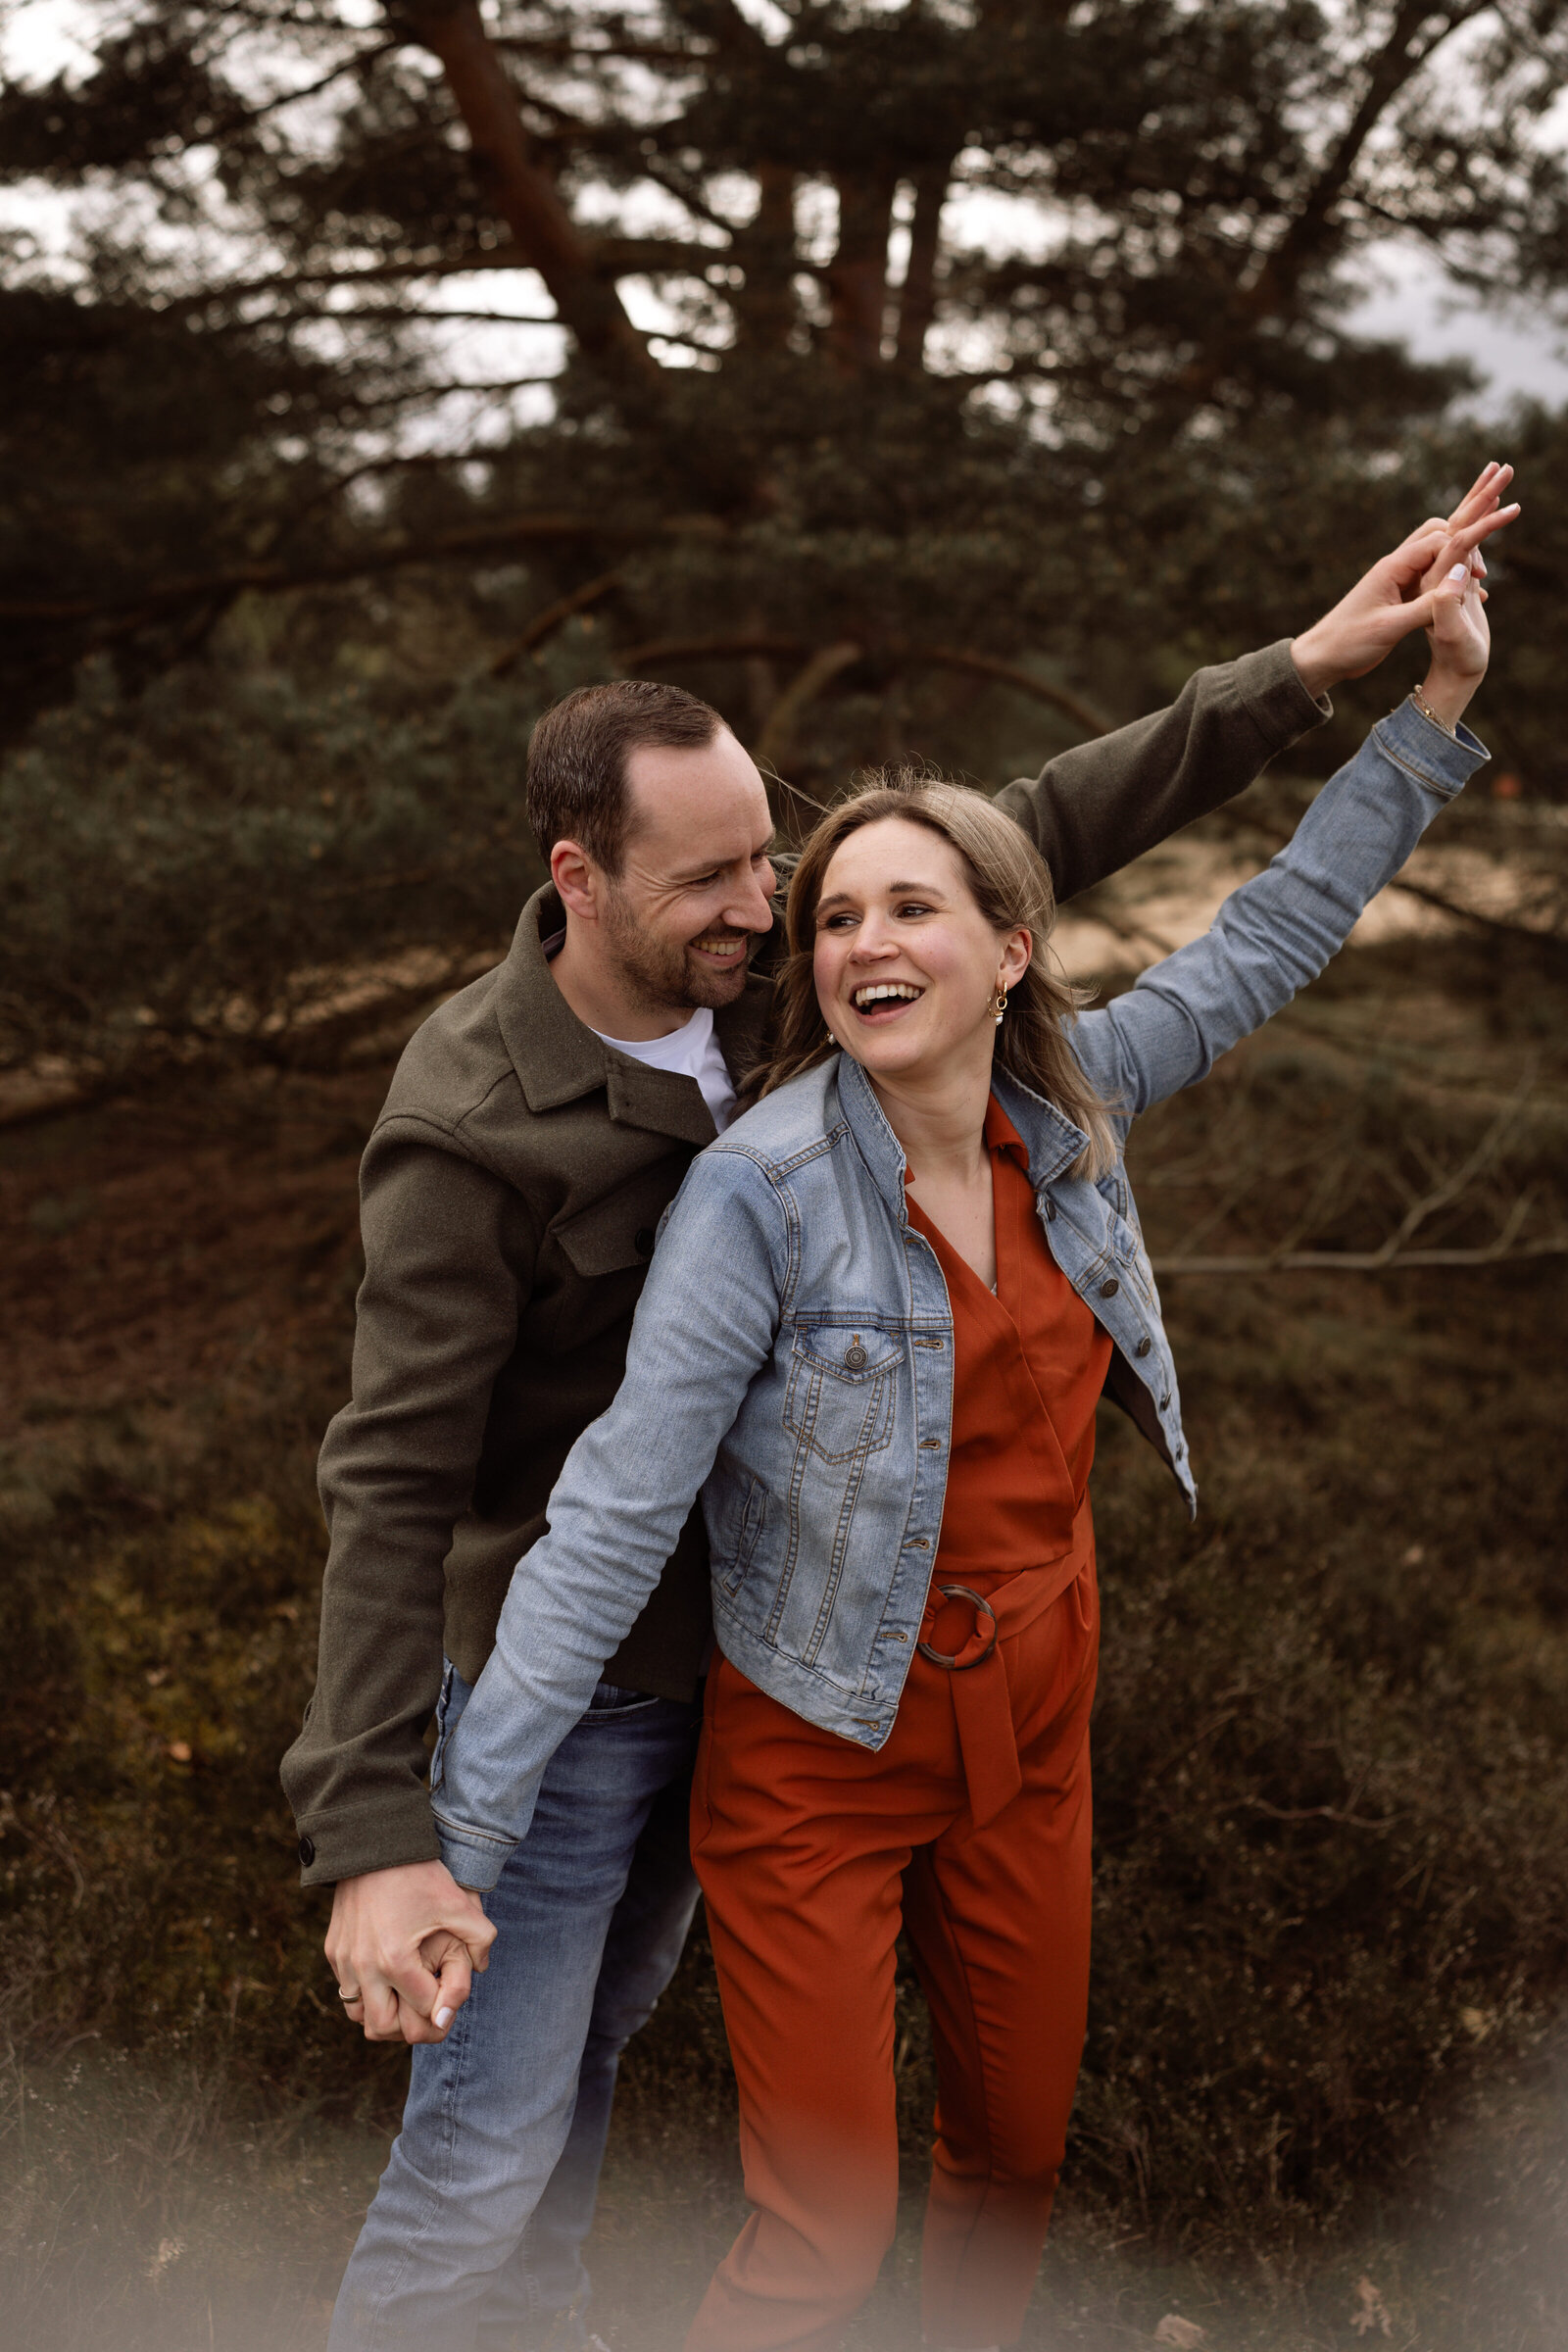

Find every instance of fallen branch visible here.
[1152,1238,1567,1274]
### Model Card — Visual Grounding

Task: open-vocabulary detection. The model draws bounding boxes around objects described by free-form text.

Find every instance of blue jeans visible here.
[329,1671,702,2351]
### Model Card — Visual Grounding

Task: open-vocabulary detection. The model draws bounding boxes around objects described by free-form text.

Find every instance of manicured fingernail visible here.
[434,2006,454,2029]
[1448,563,1467,579]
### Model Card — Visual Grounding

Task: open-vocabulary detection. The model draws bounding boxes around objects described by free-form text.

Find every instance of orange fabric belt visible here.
[915,1498,1094,1829]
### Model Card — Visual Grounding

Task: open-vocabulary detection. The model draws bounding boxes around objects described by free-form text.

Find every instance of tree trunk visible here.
[394,0,658,388]
[735,163,799,352]
[826,169,897,370]
[895,165,949,370]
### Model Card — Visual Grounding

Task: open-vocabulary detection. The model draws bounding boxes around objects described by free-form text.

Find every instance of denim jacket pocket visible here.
[715,1473,769,1598]
[783,1322,901,1465]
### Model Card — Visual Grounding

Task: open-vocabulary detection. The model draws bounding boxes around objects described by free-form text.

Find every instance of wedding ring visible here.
[337,1984,363,2001]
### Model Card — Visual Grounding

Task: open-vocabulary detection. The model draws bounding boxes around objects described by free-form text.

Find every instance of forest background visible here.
[3,3,1568,2347]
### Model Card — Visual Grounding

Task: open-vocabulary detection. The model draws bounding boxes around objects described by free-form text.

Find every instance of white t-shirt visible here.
[593,1005,738,1133]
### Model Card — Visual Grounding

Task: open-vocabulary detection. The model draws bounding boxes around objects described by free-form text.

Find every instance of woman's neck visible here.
[867,1052,994,1185]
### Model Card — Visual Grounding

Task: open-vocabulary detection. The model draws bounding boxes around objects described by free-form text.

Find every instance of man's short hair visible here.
[525,680,725,877]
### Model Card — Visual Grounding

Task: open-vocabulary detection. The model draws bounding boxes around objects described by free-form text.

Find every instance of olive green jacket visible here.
[281,642,1327,1884]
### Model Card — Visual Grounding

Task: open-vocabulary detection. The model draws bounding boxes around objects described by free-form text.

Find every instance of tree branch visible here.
[487,568,624,675]
[754,642,863,771]
[617,635,1111,734]
[393,0,659,388]
[2,514,612,623]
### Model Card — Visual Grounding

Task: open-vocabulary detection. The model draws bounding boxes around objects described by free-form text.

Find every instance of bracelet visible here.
[1409,685,1458,739]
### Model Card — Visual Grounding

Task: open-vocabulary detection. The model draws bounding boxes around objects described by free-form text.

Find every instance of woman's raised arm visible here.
[1070,537,1499,1122]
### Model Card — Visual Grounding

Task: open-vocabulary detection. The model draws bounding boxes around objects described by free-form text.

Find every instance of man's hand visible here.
[325,1859,496,2045]
[1291,461,1519,699]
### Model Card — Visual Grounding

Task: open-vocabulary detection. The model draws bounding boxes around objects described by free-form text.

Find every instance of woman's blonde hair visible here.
[750,767,1117,1179]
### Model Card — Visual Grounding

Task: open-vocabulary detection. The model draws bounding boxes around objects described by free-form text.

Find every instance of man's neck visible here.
[548,922,692,1043]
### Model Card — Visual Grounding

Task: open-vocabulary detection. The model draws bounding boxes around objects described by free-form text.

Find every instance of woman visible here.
[431,525,1499,2352]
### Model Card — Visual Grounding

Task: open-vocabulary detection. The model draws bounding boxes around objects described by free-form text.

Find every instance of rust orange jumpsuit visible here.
[686,1096,1113,2352]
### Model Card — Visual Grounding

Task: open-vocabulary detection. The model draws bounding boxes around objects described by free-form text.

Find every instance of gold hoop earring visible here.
[990,986,1008,1023]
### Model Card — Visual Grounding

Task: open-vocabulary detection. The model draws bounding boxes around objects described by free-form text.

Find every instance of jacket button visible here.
[1099,1276,1119,1298]
[1160,1393,1171,1410]
[634,1228,655,1258]
[1043,1198,1056,1221]
[297,1835,316,1867]
[844,1339,868,1370]
[1135,1336,1152,1358]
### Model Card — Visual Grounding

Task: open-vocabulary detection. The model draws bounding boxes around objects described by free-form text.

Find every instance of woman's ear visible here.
[999,925,1032,992]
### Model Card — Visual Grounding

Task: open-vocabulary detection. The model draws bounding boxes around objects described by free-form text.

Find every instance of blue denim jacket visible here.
[434,700,1485,1888]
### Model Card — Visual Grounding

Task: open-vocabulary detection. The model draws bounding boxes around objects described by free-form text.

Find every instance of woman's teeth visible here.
[852,982,923,1009]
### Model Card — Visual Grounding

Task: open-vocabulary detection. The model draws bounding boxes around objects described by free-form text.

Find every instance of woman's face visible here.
[812,816,1030,1090]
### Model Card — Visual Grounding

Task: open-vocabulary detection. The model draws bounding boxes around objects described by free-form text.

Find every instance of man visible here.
[283,490,1507,2351]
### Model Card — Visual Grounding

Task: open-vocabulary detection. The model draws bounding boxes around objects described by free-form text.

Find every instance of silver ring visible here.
[337,1984,363,2002]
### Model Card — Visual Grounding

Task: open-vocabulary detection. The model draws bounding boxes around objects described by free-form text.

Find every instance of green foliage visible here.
[0,652,561,1077]
[3,0,1565,784]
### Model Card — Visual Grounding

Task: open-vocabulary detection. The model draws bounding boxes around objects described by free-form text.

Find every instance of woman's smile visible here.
[848,978,926,1021]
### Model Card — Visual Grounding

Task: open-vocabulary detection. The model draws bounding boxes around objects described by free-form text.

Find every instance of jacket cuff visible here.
[1372,696,1490,795]
[433,1810,515,1894]
[1233,639,1333,746]
[291,1792,442,1888]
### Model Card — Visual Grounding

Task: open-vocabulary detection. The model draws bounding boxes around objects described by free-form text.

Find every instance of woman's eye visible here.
[896,901,931,919]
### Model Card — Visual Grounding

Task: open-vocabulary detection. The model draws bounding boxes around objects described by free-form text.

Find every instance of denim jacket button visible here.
[844,1339,868,1370]
[1135,1336,1152,1358]
[1100,1276,1120,1298]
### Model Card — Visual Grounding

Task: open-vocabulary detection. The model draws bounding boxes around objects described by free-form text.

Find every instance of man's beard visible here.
[601,886,752,1015]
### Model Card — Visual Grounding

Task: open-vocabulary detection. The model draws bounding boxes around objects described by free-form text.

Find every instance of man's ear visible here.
[551,839,603,922]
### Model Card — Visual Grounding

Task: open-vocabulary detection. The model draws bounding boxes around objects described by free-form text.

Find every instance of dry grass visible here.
[1,906,1565,2347]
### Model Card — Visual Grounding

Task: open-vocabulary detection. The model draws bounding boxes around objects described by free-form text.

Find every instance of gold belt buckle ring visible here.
[916,1583,999,1670]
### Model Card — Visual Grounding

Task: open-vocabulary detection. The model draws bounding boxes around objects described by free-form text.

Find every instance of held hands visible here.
[1291,461,1519,703]
[325,1858,495,2044]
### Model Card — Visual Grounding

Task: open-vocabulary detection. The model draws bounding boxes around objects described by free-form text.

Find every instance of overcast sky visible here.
[6,0,1566,414]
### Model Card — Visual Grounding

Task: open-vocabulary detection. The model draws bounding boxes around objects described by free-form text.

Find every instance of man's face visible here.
[599,730,778,1015]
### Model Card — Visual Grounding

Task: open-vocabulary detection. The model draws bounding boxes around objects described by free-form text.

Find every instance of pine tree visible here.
[3,0,1564,774]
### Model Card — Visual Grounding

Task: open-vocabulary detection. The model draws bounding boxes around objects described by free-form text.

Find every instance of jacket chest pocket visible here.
[784,1324,901,1465]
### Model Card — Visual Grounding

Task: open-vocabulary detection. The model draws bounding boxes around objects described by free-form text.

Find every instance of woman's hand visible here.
[1417,534,1492,732]
[1291,461,1518,698]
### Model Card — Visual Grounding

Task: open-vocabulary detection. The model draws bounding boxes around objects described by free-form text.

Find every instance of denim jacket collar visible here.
[835,1052,1090,1220]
